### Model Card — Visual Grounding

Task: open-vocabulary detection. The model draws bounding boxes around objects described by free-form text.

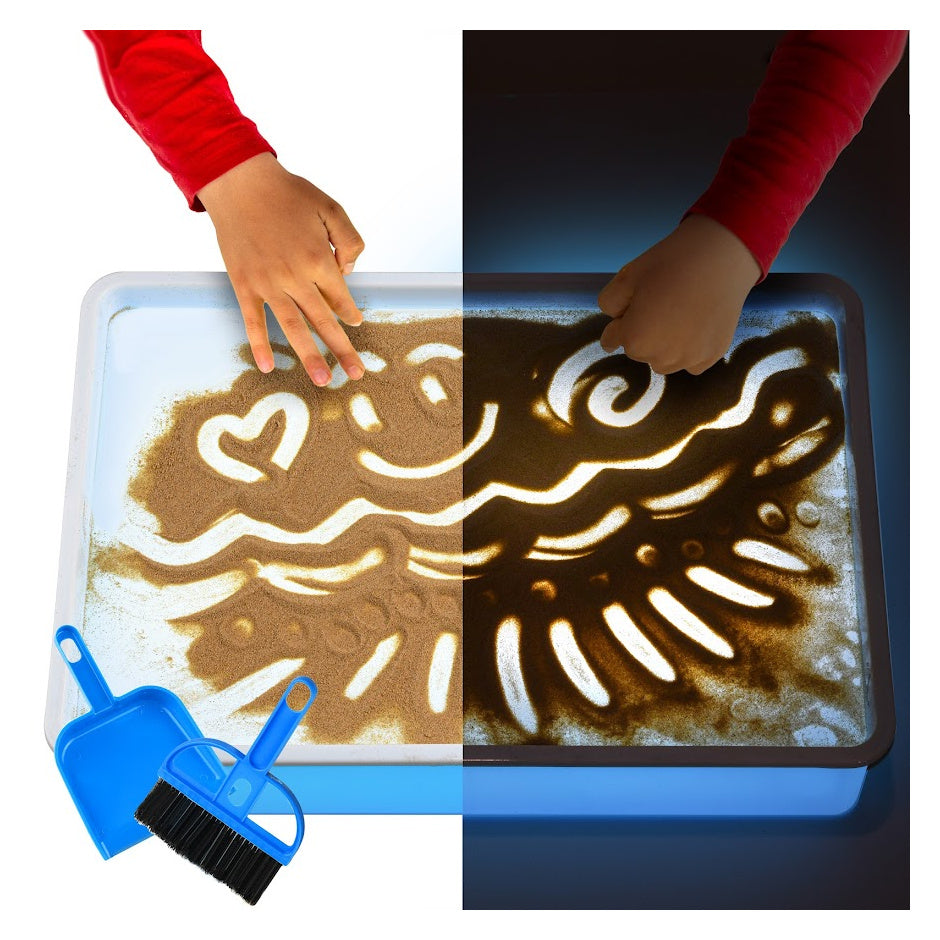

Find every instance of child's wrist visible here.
[679,213,762,286]
[197,152,283,216]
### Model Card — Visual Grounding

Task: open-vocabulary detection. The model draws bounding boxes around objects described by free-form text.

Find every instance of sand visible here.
[95,305,867,751]
[105,316,464,744]
[460,311,867,747]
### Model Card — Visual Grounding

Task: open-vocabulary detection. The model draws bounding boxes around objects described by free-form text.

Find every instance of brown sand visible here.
[461,312,867,747]
[96,306,866,751]
[103,315,463,744]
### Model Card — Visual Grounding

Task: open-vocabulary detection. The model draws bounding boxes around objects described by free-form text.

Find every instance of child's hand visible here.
[598,214,761,375]
[197,153,366,386]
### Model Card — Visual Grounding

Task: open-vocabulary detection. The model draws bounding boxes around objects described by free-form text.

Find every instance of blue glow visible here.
[247,763,867,818]
[463,766,867,817]
[250,765,462,814]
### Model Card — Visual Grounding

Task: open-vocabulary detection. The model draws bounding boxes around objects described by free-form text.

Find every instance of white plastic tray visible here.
[45,271,463,768]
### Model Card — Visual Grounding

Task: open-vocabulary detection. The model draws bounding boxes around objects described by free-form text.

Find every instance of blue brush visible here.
[135,676,316,904]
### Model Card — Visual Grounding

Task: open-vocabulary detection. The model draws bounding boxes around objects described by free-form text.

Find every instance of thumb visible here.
[598,260,638,318]
[599,317,624,353]
[323,201,366,274]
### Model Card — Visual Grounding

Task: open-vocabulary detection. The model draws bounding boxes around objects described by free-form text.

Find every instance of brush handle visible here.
[246,677,317,772]
[55,625,114,713]
[218,677,316,819]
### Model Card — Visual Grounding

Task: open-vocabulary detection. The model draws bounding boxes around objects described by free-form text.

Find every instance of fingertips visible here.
[597,284,624,318]
[313,247,364,326]
[253,346,275,374]
[686,356,720,376]
[339,356,364,381]
[289,285,365,381]
[321,277,364,327]
[633,348,680,375]
[268,294,333,387]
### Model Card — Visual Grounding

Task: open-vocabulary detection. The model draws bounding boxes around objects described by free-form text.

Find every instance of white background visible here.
[3,8,466,934]
[0,1,931,932]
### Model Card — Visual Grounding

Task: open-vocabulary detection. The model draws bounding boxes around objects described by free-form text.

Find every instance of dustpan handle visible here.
[55,625,114,713]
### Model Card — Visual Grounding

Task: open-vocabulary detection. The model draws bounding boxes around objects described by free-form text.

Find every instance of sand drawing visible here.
[94,316,464,745]
[88,306,867,750]
[196,392,310,483]
[461,311,867,747]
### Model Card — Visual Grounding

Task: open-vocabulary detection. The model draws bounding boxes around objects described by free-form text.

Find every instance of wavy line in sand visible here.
[123,349,807,567]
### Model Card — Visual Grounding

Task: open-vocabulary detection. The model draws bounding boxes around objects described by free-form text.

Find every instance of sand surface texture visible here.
[462,310,867,748]
[86,307,866,751]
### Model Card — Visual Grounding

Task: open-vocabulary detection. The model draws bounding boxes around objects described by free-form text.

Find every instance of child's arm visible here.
[599,30,908,375]
[84,30,364,386]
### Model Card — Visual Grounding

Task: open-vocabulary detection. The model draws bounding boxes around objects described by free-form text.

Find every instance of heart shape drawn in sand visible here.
[197,392,311,482]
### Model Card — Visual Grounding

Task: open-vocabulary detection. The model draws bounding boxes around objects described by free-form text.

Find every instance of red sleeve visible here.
[84,30,276,211]
[686,30,908,278]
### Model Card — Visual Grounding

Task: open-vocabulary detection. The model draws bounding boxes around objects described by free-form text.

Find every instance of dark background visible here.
[462,30,909,910]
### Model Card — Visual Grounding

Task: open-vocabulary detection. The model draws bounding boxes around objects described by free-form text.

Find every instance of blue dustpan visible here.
[53,625,224,859]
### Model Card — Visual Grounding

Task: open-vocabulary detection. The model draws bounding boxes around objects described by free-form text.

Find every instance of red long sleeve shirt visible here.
[85,30,275,211]
[686,30,908,276]
[85,30,907,273]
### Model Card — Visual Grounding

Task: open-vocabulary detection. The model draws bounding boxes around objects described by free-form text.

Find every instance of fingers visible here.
[266,292,336,387]
[599,311,713,375]
[315,264,363,327]
[321,199,366,275]
[234,248,365,386]
[599,318,622,354]
[307,204,364,327]
[685,357,719,376]
[235,278,361,383]
[211,166,369,386]
[599,318,669,370]
[286,283,364,381]
[233,285,274,373]
[598,261,638,318]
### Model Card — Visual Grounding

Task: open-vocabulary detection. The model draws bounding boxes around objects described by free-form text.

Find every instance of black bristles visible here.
[135,779,281,905]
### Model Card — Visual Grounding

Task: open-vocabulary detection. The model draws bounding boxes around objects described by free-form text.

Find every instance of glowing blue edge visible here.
[462,765,867,817]
[250,765,865,817]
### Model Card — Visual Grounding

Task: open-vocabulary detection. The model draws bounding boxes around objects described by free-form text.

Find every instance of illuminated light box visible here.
[45,273,464,815]
[45,272,893,818]
[461,273,894,816]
